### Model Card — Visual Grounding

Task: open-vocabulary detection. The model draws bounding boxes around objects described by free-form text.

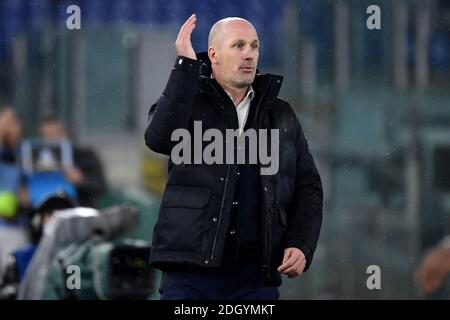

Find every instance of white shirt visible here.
[225,86,255,133]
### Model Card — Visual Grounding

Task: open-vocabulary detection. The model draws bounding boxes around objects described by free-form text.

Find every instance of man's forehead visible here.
[209,18,259,47]
[221,26,258,42]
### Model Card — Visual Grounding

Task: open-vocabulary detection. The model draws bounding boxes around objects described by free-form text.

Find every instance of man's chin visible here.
[233,78,255,88]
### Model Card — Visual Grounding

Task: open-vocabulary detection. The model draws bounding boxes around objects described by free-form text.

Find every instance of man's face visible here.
[0,107,22,146]
[210,20,259,89]
[40,122,67,140]
[0,108,17,125]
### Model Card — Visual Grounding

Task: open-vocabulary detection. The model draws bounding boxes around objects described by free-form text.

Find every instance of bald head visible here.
[207,17,259,91]
[208,17,257,48]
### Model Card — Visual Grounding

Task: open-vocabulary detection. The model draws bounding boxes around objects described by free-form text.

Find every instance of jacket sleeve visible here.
[144,56,202,155]
[284,116,323,272]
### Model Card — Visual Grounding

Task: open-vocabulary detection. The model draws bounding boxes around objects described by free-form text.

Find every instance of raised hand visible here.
[175,14,197,60]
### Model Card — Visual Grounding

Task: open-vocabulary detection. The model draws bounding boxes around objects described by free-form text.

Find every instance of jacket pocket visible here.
[154,186,212,254]
[163,186,211,209]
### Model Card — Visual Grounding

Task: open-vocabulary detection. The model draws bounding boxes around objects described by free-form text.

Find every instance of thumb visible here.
[282,248,292,265]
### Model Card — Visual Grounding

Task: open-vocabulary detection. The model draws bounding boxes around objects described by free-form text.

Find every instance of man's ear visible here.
[208,47,218,65]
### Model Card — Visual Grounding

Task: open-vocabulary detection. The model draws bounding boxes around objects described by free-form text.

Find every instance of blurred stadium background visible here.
[1,0,450,299]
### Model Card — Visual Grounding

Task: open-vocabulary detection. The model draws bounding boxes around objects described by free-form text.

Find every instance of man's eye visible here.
[251,44,258,49]
[237,43,244,48]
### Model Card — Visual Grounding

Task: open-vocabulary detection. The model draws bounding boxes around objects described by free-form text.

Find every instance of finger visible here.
[277,252,291,272]
[278,253,300,272]
[283,253,300,269]
[178,14,196,40]
[419,274,434,292]
[184,19,196,39]
[422,277,439,294]
[278,257,295,272]
[419,269,431,286]
[283,255,306,274]
[287,262,306,278]
[298,260,307,273]
[283,259,305,275]
[423,270,442,290]
[177,23,196,51]
[281,249,292,265]
[287,264,305,278]
[181,14,196,31]
[418,265,437,288]
[177,14,195,42]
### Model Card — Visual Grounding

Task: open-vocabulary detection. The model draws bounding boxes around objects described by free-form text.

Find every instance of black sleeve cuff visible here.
[173,55,202,74]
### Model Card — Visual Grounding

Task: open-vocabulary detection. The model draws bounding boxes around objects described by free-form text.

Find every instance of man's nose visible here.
[243,46,256,60]
[243,51,255,61]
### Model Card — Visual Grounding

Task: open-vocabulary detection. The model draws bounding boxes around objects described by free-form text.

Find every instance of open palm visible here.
[175,14,197,60]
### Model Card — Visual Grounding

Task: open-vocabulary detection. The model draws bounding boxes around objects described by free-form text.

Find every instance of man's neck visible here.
[221,83,249,106]
[213,76,248,106]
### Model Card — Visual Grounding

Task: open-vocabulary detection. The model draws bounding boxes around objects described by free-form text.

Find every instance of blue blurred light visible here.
[430,33,450,68]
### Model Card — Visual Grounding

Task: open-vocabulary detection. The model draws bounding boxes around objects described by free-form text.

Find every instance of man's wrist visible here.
[173,55,201,72]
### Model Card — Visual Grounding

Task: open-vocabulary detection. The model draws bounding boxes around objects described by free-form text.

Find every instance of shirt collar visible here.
[225,85,255,106]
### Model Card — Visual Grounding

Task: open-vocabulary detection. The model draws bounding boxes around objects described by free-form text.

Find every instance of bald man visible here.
[145,15,323,300]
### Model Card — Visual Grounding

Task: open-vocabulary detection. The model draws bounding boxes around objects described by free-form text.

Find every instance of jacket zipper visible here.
[210,164,231,261]
[208,80,234,262]
[208,77,275,264]
[256,77,275,275]
[263,176,275,280]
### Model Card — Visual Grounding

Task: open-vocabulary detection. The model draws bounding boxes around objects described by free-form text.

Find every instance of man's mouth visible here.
[239,66,254,73]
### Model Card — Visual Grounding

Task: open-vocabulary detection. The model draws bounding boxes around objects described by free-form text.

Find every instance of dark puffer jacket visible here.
[145,53,323,286]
